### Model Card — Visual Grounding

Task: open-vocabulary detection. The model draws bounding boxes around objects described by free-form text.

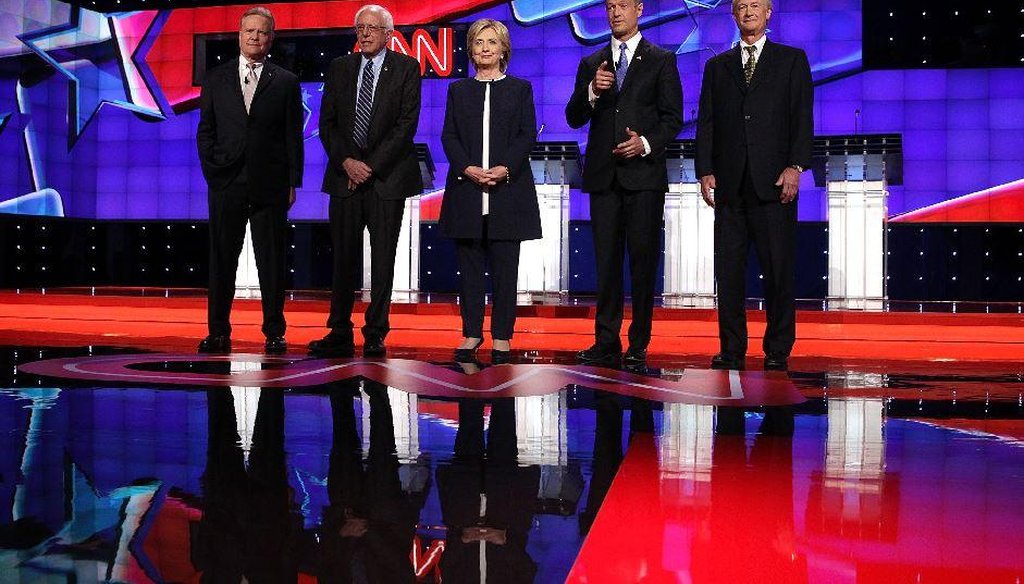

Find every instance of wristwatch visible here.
[790,164,805,173]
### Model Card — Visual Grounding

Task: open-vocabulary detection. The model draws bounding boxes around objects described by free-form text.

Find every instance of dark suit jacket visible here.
[319,50,423,200]
[439,76,542,241]
[196,58,303,201]
[565,37,683,193]
[695,40,814,203]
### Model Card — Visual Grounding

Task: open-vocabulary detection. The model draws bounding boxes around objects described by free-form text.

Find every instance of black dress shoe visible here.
[198,335,231,354]
[264,336,287,355]
[454,338,484,363]
[491,349,512,365]
[362,338,386,358]
[710,353,745,370]
[623,347,647,366]
[577,344,622,364]
[764,354,789,371]
[308,333,355,357]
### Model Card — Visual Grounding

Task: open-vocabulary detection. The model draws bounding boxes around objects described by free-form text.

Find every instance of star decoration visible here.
[18,7,164,149]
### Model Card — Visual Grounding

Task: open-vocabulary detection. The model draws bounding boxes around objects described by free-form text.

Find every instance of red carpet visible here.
[1,290,1023,362]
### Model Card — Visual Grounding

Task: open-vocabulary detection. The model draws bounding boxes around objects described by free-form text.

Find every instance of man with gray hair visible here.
[695,0,813,371]
[311,4,422,358]
[196,6,303,355]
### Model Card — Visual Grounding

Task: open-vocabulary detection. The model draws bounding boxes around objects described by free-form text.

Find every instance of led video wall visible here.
[1,0,1022,221]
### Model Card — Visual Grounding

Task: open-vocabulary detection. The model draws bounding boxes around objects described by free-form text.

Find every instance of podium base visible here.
[827,296,886,311]
[662,294,716,309]
[517,290,568,305]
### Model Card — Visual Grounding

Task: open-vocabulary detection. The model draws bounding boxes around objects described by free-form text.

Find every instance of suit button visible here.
[457,176,463,181]
[615,108,620,113]
[744,115,751,120]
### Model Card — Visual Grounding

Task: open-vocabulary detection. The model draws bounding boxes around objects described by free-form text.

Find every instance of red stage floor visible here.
[1,288,1022,583]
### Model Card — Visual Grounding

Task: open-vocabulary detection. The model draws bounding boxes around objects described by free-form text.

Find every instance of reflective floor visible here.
[2,345,1023,583]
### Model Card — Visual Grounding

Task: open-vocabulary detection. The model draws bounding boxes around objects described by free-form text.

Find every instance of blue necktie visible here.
[615,43,628,89]
[353,59,375,149]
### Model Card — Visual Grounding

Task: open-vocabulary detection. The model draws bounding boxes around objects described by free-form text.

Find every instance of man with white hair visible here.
[696,0,813,372]
[311,4,423,358]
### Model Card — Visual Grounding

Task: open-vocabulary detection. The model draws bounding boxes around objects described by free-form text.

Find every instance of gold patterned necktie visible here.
[744,45,757,85]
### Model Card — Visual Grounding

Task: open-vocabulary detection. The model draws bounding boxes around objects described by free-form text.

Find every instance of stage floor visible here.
[1,289,1023,583]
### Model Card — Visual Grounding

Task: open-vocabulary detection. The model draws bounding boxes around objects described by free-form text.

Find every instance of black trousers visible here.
[454,218,522,340]
[207,183,288,338]
[714,167,797,358]
[326,191,405,344]
[589,186,665,351]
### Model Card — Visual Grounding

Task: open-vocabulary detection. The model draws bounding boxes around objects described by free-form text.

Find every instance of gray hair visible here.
[240,6,275,33]
[354,4,395,31]
[731,0,772,11]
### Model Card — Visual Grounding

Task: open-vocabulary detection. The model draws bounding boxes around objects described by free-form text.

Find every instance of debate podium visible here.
[518,141,580,300]
[663,140,715,308]
[812,134,902,311]
[361,143,435,300]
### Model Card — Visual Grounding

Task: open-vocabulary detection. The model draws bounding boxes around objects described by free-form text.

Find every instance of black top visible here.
[196,58,304,201]
[439,76,542,241]
[695,39,814,203]
[565,37,684,194]
[319,50,423,200]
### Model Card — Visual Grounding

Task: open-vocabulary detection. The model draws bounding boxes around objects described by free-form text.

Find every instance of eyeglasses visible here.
[355,24,388,34]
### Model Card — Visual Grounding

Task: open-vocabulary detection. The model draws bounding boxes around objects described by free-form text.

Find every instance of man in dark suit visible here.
[696,0,813,372]
[311,4,423,358]
[566,0,683,367]
[196,6,303,355]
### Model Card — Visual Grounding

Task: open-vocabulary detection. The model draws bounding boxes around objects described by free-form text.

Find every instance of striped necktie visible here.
[353,59,375,149]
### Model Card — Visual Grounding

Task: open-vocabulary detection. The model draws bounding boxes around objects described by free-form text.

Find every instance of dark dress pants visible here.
[714,167,797,358]
[207,182,288,338]
[455,218,522,340]
[326,191,405,344]
[589,185,665,351]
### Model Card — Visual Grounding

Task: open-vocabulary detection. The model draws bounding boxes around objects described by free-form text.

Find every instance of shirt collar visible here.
[361,49,387,70]
[739,34,767,54]
[611,32,643,60]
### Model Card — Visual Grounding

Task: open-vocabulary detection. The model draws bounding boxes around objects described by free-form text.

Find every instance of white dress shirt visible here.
[238,55,264,88]
[478,74,506,216]
[739,34,767,67]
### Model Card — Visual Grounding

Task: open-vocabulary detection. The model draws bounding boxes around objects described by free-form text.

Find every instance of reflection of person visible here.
[196,6,303,355]
[579,393,653,535]
[566,0,683,367]
[691,406,806,582]
[439,19,542,365]
[311,4,423,359]
[695,0,813,372]
[192,389,303,582]
[438,398,539,581]
[318,380,421,583]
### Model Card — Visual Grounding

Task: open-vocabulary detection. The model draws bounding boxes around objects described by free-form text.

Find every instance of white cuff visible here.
[640,136,651,157]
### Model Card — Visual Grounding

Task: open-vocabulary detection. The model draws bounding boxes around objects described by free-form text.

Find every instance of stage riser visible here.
[2,215,1022,302]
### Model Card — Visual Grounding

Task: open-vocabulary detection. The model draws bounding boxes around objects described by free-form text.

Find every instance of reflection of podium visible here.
[812,134,902,311]
[362,143,435,298]
[518,142,580,298]
[664,140,715,307]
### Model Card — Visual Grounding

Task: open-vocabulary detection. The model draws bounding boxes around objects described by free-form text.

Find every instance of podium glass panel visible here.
[663,142,715,307]
[518,143,580,300]
[234,221,260,299]
[826,155,889,311]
